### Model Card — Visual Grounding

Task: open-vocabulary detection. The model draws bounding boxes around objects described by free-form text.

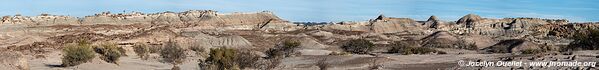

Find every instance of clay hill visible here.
[0,10,597,70]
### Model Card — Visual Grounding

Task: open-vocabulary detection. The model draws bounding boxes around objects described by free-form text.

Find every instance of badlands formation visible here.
[0,10,597,70]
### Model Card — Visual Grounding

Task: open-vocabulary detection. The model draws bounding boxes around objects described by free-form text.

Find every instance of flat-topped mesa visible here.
[0,14,79,25]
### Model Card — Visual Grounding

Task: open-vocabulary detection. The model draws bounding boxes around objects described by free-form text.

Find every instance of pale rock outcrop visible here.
[208,35,253,48]
[3,10,297,31]
[0,14,79,25]
[369,15,423,33]
[321,21,371,32]
[297,37,329,49]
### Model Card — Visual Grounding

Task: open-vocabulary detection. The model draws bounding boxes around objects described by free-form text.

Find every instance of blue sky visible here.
[0,0,598,22]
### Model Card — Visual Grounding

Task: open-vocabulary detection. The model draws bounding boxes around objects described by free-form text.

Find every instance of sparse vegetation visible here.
[235,50,260,69]
[61,41,96,67]
[189,40,208,58]
[389,41,446,55]
[342,39,374,54]
[462,43,479,50]
[149,44,162,53]
[266,40,300,58]
[521,49,544,54]
[133,43,150,60]
[160,40,186,68]
[93,42,122,64]
[201,48,239,70]
[566,28,599,51]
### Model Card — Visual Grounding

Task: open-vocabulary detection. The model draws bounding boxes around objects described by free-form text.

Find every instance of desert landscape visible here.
[0,10,597,70]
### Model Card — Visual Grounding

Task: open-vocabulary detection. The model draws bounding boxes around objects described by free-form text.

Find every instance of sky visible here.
[0,0,598,22]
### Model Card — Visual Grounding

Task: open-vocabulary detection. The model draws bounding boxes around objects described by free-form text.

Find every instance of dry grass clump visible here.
[265,40,301,58]
[61,41,96,67]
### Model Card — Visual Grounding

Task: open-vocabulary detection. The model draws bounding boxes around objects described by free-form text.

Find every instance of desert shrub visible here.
[61,41,96,67]
[93,42,122,64]
[462,43,479,50]
[160,40,186,65]
[389,41,445,55]
[342,39,374,54]
[133,43,150,60]
[149,44,162,53]
[189,41,208,57]
[266,40,301,58]
[235,50,260,69]
[566,28,599,51]
[521,49,544,54]
[201,48,239,70]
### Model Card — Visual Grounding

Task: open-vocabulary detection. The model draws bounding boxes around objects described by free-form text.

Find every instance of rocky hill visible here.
[0,10,598,70]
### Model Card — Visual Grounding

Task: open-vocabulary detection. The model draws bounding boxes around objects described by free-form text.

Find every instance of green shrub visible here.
[567,28,599,51]
[93,42,122,64]
[61,41,96,67]
[342,39,374,54]
[202,48,239,70]
[160,40,186,65]
[266,40,300,58]
[133,43,150,60]
[389,41,445,55]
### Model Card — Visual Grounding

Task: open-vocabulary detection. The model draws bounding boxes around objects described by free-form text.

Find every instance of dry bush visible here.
[160,40,186,65]
[389,41,446,55]
[521,49,544,54]
[566,28,599,51]
[266,40,300,58]
[188,40,208,57]
[342,39,374,54]
[61,41,96,67]
[93,42,122,64]
[149,44,162,53]
[235,50,260,69]
[133,43,150,60]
